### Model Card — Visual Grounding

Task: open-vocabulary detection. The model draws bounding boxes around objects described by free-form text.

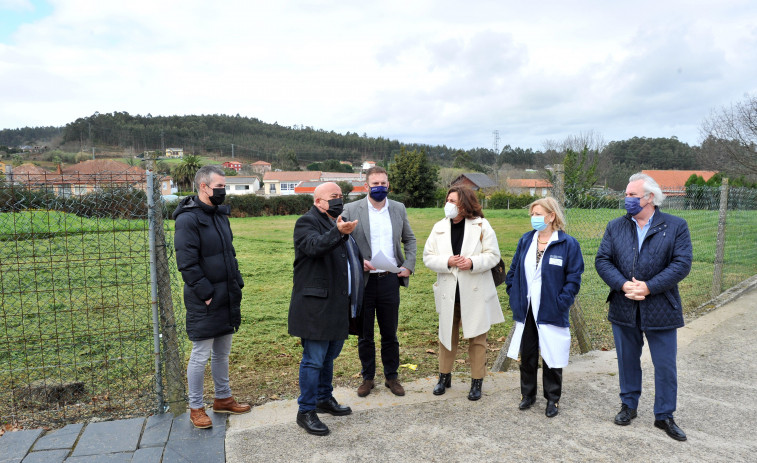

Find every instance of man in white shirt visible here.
[341,167,417,397]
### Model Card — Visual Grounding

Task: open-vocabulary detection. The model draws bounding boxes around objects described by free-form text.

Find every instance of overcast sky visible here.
[1,0,756,151]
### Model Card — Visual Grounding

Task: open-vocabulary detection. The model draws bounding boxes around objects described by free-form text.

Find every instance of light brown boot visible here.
[190,407,212,429]
[213,396,251,414]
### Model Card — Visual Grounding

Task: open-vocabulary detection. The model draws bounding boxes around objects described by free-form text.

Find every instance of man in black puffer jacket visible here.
[173,165,251,429]
[596,172,692,442]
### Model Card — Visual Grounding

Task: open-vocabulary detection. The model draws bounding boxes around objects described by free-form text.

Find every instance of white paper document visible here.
[370,250,402,273]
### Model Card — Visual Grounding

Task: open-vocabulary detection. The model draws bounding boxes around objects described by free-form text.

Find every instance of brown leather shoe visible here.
[212,396,252,414]
[190,407,212,429]
[357,379,375,397]
[384,378,405,396]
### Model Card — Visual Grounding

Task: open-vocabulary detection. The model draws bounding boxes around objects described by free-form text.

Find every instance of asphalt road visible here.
[226,283,757,463]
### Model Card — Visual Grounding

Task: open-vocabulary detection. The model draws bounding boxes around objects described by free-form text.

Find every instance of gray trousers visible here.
[187,334,233,409]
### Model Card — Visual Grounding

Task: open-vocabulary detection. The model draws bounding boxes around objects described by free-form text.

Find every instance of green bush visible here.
[226,194,312,217]
[0,185,147,219]
[488,191,538,209]
[566,193,620,209]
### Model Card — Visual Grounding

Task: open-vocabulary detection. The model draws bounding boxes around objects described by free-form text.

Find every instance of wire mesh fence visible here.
[2,165,756,424]
[0,170,187,428]
[563,182,757,350]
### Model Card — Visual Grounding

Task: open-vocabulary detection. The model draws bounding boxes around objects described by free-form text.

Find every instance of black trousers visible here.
[520,307,563,402]
[358,272,401,380]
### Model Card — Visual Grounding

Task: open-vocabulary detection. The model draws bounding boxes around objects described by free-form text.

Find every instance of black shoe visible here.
[519,396,536,410]
[467,378,483,401]
[654,418,687,441]
[296,410,329,436]
[433,373,452,396]
[315,397,352,416]
[545,400,559,418]
[614,403,637,426]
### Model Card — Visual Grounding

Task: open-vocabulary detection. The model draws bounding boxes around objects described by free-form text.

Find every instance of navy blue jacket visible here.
[595,208,692,330]
[505,230,584,327]
[173,196,244,341]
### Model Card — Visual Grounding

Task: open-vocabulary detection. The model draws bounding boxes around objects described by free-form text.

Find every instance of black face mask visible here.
[324,198,343,217]
[208,187,226,206]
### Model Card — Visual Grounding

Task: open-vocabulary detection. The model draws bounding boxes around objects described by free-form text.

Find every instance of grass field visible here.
[219,206,757,405]
[1,206,755,417]
[0,211,155,424]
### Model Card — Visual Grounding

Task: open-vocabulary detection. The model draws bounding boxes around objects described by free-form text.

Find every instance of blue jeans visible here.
[612,323,678,420]
[297,338,344,413]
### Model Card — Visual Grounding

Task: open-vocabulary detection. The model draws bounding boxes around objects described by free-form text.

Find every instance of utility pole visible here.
[92,147,95,160]
[231,144,235,158]
[492,130,500,184]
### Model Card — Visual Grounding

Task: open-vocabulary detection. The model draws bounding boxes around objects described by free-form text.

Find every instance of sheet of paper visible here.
[370,250,402,273]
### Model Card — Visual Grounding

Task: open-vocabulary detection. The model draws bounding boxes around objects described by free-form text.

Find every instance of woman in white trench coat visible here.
[505,197,584,418]
[423,186,504,401]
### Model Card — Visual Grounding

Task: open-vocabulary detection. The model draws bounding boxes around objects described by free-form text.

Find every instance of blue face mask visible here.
[531,216,547,231]
[369,185,388,202]
[624,197,643,216]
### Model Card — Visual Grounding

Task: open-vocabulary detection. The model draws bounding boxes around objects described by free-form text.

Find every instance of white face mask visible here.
[444,202,458,219]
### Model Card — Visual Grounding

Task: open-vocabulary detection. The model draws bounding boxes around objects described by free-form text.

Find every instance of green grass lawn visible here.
[1,206,754,415]
[220,206,757,404]
[0,211,155,422]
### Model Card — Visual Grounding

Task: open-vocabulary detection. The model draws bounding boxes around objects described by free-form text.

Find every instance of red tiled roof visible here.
[62,159,145,175]
[10,164,50,183]
[251,160,271,166]
[506,178,553,188]
[263,171,321,182]
[294,181,369,194]
[14,160,146,186]
[641,170,718,190]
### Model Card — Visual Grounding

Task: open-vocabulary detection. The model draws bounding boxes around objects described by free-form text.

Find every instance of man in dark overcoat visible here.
[289,182,363,436]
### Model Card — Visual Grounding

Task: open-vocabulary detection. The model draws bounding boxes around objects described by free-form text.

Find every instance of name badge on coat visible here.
[549,256,563,267]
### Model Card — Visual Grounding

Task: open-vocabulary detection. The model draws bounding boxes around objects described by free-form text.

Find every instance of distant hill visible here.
[0,112,497,167]
[0,126,63,147]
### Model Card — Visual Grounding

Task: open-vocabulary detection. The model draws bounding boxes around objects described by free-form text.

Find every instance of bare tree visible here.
[543,130,607,154]
[700,94,757,174]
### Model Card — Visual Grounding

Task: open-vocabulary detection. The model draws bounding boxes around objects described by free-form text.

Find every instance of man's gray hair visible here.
[194,165,225,191]
[629,172,665,206]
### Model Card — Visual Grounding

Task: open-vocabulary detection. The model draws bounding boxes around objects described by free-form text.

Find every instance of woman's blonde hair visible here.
[528,197,566,231]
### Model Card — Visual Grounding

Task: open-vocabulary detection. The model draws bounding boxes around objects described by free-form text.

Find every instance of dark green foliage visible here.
[567,193,620,209]
[307,159,353,172]
[0,144,23,154]
[0,127,62,147]
[548,147,599,207]
[498,145,539,167]
[335,181,354,197]
[171,154,203,191]
[275,148,299,170]
[226,194,313,217]
[0,185,147,219]
[452,150,488,172]
[684,174,757,210]
[388,147,439,207]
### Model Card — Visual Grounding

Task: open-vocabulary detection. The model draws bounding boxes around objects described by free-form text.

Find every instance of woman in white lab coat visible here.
[505,197,584,417]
